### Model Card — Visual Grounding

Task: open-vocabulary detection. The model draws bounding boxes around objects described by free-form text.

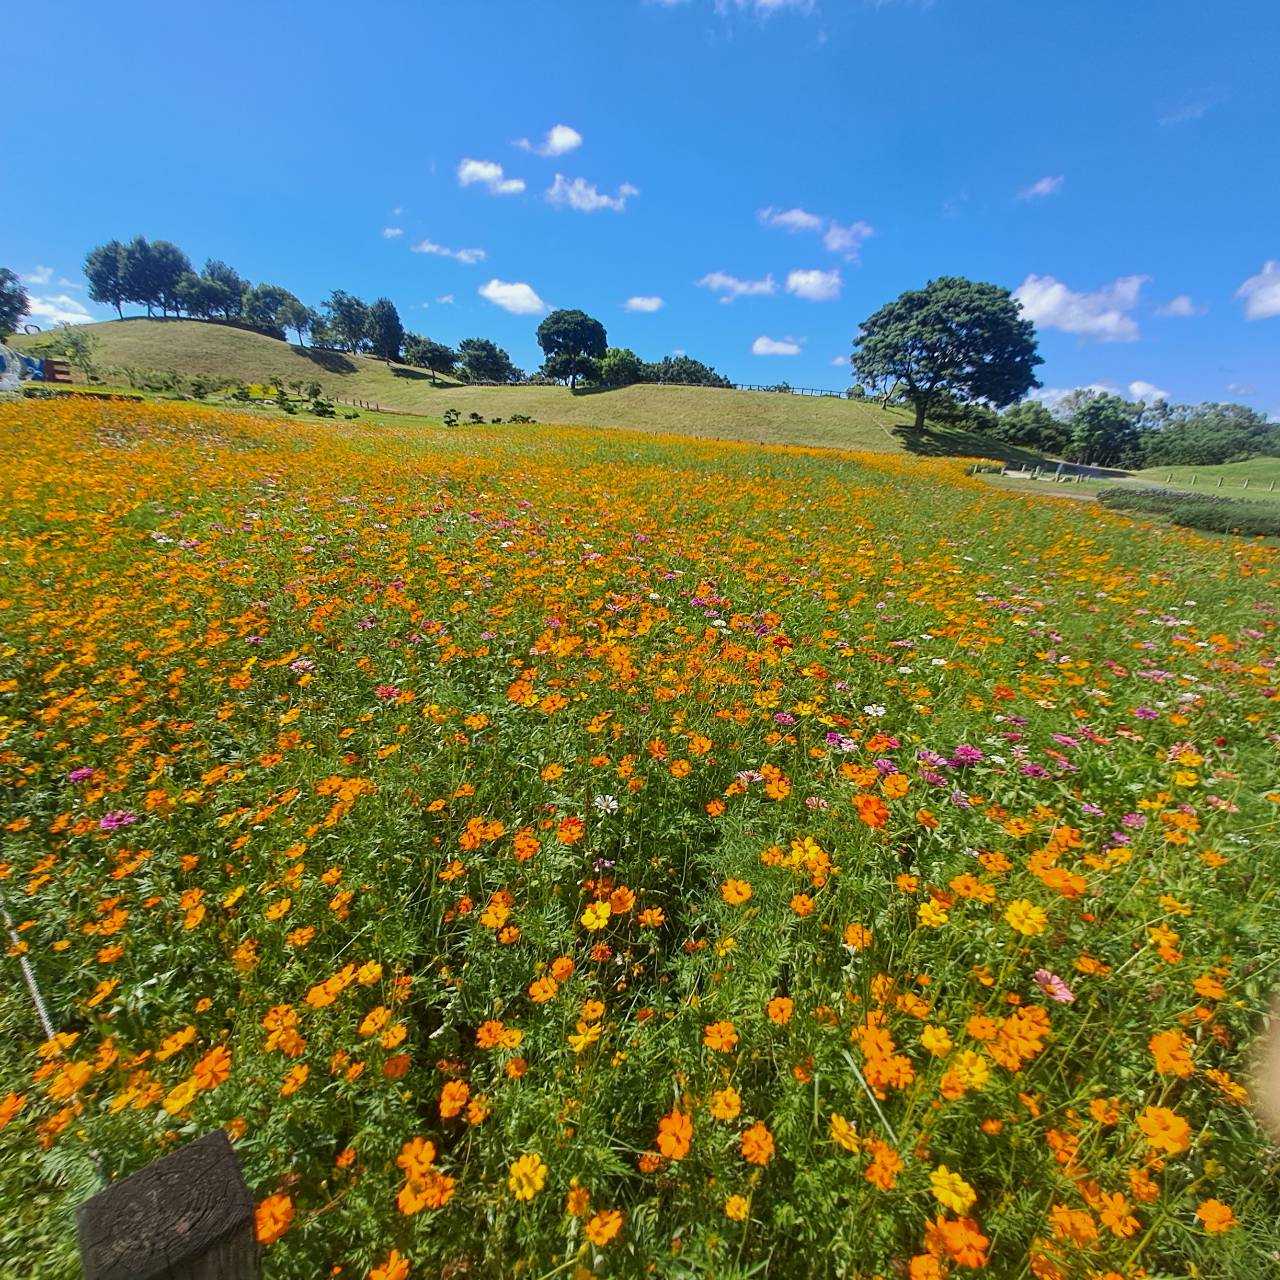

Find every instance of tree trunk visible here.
[913,399,926,430]
[115,302,123,319]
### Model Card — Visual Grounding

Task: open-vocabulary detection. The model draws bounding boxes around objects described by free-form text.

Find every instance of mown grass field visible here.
[11,319,1044,460]
[2,399,1279,1280]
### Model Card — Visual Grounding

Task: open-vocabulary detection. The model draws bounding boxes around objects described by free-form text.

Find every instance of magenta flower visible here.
[68,767,97,782]
[99,811,138,831]
[1034,969,1076,1004]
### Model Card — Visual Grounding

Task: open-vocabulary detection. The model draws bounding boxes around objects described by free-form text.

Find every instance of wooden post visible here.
[77,1130,259,1280]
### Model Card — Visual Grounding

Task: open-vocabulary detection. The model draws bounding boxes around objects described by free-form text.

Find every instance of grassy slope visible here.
[11,318,1043,460]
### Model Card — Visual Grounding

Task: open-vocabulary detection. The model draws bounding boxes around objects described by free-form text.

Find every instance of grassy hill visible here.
[11,317,1042,460]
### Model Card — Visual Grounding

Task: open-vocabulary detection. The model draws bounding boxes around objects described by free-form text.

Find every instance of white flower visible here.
[862,704,887,718]
[592,794,619,814]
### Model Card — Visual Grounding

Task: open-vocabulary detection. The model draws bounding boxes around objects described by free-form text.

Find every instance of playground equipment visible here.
[0,342,71,391]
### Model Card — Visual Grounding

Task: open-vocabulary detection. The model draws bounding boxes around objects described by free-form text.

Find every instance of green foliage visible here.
[1140,402,1280,468]
[993,400,1072,455]
[1063,392,1141,467]
[278,297,316,347]
[599,348,645,387]
[324,291,371,353]
[202,260,249,318]
[53,325,97,376]
[0,268,28,337]
[83,242,128,319]
[367,298,404,365]
[403,336,458,380]
[149,241,194,317]
[1096,487,1280,537]
[458,338,520,385]
[536,309,608,388]
[645,354,732,388]
[852,276,1043,429]
[241,285,296,339]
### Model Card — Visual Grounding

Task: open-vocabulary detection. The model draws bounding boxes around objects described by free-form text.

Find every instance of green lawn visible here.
[10,318,1044,462]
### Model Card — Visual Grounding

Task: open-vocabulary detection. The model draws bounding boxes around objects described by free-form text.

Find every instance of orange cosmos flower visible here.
[369,1248,410,1280]
[1137,1104,1191,1154]
[1196,1198,1237,1233]
[740,1120,775,1166]
[703,1020,738,1052]
[585,1209,623,1245]
[656,1109,693,1159]
[255,1193,294,1245]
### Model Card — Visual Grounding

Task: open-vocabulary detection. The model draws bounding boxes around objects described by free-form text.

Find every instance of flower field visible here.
[3,398,1280,1279]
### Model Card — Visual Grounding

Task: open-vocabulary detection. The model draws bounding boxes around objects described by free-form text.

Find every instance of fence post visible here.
[1243,478,1249,489]
[1216,476,1223,488]
[77,1130,259,1280]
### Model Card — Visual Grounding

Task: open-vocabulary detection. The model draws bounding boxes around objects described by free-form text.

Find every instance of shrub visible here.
[1096,487,1280,538]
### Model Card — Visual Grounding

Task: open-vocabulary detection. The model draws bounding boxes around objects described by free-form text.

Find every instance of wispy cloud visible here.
[752,334,803,355]
[785,267,842,302]
[696,271,778,303]
[1160,101,1209,126]
[411,239,486,265]
[479,279,547,315]
[382,227,403,239]
[21,265,54,285]
[1236,261,1280,320]
[515,124,583,156]
[759,206,823,233]
[1013,273,1148,342]
[624,295,665,312]
[436,294,455,305]
[457,158,526,196]
[1017,175,1064,200]
[23,292,95,327]
[546,174,638,212]
[1129,380,1169,403]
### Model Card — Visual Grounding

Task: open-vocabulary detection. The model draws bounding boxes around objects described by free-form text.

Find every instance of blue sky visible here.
[8,0,1279,415]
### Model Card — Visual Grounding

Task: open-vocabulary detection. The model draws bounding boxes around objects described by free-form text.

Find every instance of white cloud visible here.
[823,220,874,260]
[1013,273,1148,342]
[752,335,803,356]
[546,174,638,212]
[671,347,687,356]
[1018,175,1064,200]
[759,206,823,233]
[624,295,664,312]
[1227,382,1254,396]
[23,293,94,327]
[1155,294,1200,318]
[696,271,777,303]
[479,279,547,315]
[411,239,486,265]
[21,265,54,285]
[382,227,403,239]
[1236,261,1280,320]
[786,267,842,302]
[831,354,848,366]
[457,158,526,196]
[1129,380,1169,403]
[759,205,874,261]
[436,294,455,305]
[516,124,583,156]
[1030,383,1117,412]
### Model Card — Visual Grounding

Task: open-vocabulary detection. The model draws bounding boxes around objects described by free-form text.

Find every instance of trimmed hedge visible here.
[1096,486,1280,537]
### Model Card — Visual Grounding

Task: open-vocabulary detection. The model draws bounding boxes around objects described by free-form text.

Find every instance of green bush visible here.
[1096,487,1280,538]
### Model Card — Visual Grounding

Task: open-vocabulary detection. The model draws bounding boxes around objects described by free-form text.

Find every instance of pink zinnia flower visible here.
[1034,969,1075,1004]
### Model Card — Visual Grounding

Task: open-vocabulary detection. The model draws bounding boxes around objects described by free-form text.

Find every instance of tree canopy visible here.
[458,337,520,385]
[852,276,1043,430]
[0,268,28,337]
[367,298,405,365]
[536,309,608,388]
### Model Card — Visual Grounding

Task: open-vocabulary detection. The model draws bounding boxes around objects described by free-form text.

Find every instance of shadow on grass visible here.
[894,425,1044,467]
[298,348,358,374]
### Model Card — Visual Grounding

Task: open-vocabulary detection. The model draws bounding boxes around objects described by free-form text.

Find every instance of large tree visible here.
[852,276,1042,430]
[241,284,295,337]
[84,241,129,319]
[203,260,248,318]
[122,237,158,316]
[324,291,370,352]
[149,241,193,316]
[0,267,28,336]
[403,335,458,382]
[278,296,316,347]
[647,354,731,388]
[175,272,231,319]
[1065,391,1142,467]
[599,347,645,387]
[536,308,608,389]
[366,297,404,365]
[458,337,519,385]
[1139,401,1280,468]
